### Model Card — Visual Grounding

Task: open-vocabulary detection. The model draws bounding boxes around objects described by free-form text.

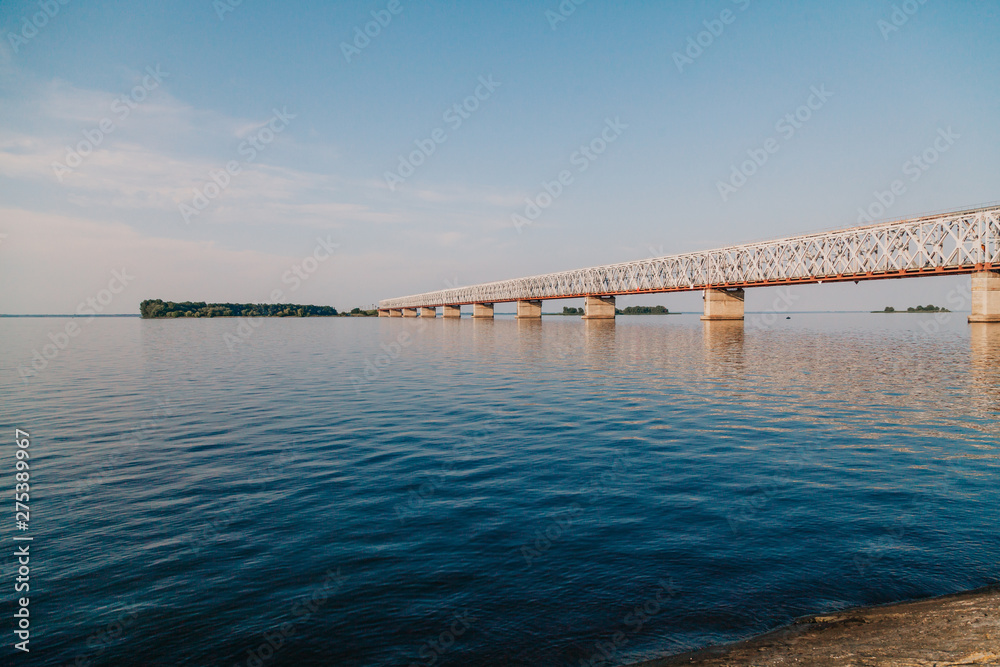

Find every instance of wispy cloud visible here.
[0,62,532,311]
[0,73,397,227]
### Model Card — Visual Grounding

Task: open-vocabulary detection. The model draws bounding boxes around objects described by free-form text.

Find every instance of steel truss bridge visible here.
[379,204,1000,310]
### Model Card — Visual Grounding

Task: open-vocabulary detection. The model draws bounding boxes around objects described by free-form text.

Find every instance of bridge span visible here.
[379,204,1000,323]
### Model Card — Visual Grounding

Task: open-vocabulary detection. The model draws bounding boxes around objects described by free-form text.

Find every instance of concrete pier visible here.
[969,270,1000,323]
[389,309,402,318]
[583,295,616,319]
[701,288,745,321]
[402,308,417,318]
[420,307,437,318]
[378,310,389,317]
[442,305,462,318]
[473,303,494,319]
[516,300,542,319]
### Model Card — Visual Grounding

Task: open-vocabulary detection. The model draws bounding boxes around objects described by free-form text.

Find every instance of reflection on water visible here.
[970,323,1000,367]
[702,320,745,374]
[1,314,998,666]
[582,318,616,361]
[970,323,1000,416]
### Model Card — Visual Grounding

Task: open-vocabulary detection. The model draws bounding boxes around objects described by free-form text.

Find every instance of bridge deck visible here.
[379,205,1000,310]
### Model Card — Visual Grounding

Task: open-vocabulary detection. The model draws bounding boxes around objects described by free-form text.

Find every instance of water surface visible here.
[2,313,998,665]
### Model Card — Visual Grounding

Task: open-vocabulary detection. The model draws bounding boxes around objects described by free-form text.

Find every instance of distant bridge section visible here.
[379,204,1000,323]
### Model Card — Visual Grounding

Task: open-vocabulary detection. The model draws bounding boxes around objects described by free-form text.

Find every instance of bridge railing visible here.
[379,205,1000,309]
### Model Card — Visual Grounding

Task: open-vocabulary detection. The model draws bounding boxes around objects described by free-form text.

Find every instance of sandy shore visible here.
[631,585,1000,666]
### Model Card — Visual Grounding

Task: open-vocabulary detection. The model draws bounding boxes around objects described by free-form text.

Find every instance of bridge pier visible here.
[701,288,745,321]
[420,307,436,318]
[402,308,418,318]
[969,270,1000,323]
[442,305,462,318]
[516,300,542,319]
[473,303,494,319]
[583,295,616,319]
[389,309,402,318]
[378,310,389,317]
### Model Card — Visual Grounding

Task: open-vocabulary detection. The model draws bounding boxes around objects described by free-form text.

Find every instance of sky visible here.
[1,0,998,314]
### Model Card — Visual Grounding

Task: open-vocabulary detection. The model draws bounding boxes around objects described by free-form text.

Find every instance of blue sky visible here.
[1,0,998,313]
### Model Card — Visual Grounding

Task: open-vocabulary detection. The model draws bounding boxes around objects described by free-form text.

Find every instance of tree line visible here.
[878,304,950,313]
[140,300,341,318]
[561,305,671,315]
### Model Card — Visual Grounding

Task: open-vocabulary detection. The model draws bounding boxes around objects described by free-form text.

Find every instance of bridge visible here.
[378,204,1000,323]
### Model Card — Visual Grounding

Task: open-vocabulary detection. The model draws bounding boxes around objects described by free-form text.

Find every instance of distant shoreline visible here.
[139,300,345,319]
[0,311,974,318]
[871,305,951,314]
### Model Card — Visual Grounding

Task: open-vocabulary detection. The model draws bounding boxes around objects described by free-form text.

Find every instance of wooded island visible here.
[140,300,340,318]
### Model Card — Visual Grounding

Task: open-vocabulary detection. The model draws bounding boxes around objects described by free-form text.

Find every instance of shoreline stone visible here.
[630,585,1000,666]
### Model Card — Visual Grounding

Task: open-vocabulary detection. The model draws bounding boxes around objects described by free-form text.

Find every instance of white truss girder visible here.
[379,205,1000,309]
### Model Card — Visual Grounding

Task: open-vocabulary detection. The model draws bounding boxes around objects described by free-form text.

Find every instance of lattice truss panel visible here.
[380,206,1000,309]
